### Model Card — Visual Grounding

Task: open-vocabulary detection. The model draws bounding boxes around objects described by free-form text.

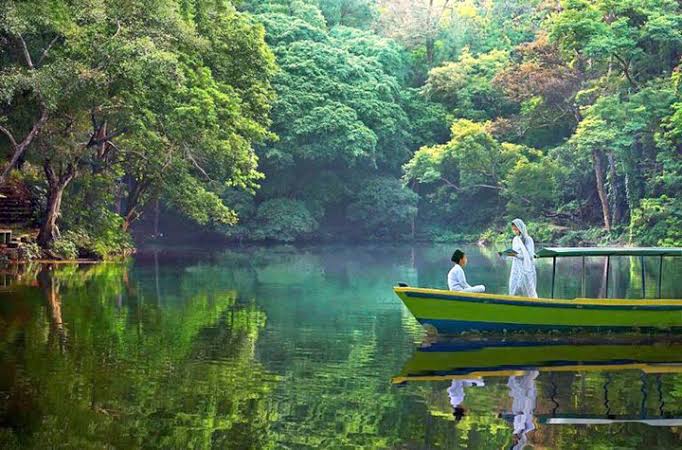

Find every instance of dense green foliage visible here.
[226,0,439,241]
[401,0,682,245]
[1,0,681,249]
[0,0,275,255]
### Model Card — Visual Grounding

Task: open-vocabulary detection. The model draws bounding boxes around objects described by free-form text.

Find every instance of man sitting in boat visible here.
[448,249,486,293]
[447,378,484,422]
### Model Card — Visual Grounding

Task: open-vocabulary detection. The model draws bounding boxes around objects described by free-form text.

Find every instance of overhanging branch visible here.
[36,35,60,67]
[0,125,18,148]
[17,34,34,69]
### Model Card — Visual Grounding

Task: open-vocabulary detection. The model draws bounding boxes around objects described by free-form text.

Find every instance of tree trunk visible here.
[122,203,141,232]
[38,161,75,247]
[426,37,435,67]
[38,183,66,246]
[591,149,611,231]
[121,175,151,231]
[153,198,160,237]
[607,151,622,225]
[122,211,134,232]
[425,0,436,67]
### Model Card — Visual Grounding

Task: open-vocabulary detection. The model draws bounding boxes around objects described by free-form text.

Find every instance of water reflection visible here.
[0,262,277,449]
[1,244,682,449]
[448,378,484,422]
[507,370,537,450]
[396,336,682,449]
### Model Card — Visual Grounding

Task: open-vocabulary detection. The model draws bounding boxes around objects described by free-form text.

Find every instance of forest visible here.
[1,0,681,258]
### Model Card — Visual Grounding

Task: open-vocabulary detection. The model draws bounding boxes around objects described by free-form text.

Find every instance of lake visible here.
[1,244,682,449]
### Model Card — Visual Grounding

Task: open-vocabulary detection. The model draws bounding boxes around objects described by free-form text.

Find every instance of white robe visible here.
[509,235,538,298]
[448,264,485,293]
[508,370,538,450]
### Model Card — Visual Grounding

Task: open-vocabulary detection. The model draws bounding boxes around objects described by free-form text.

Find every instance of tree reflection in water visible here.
[0,262,278,449]
[1,244,682,449]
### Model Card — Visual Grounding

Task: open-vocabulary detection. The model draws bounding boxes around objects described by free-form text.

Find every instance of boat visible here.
[394,247,682,333]
[392,338,682,384]
[393,337,682,428]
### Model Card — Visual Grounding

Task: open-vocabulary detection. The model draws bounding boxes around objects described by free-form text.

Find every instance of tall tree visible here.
[1,0,276,250]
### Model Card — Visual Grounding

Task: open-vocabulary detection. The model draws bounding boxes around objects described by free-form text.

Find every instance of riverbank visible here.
[0,221,631,266]
[0,226,131,265]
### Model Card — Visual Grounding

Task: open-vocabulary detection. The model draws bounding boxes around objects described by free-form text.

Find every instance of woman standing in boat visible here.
[508,219,538,298]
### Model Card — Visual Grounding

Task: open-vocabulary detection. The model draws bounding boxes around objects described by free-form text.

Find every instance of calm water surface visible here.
[1,244,682,449]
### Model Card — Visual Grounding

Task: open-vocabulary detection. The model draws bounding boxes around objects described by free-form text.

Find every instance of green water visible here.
[1,244,682,449]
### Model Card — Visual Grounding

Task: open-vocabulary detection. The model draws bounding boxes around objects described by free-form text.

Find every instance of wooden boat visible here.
[393,338,682,427]
[392,338,682,384]
[394,247,682,333]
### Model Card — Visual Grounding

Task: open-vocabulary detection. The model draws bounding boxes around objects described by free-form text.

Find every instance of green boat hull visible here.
[394,287,682,333]
[393,339,682,383]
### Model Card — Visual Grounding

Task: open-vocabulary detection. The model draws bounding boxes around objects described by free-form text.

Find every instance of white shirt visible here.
[448,264,470,291]
[448,379,485,408]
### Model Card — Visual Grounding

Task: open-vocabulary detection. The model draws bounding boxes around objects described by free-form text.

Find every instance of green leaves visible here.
[504,156,561,218]
[549,0,682,84]
[346,177,418,239]
[1,0,278,248]
[405,119,527,208]
[630,196,682,246]
[229,1,423,241]
[426,48,512,120]
[252,198,319,241]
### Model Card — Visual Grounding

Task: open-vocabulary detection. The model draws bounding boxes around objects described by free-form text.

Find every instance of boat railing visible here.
[536,247,682,300]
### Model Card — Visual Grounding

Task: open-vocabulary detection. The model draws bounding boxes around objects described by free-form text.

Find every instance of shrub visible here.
[252,198,318,242]
[50,236,79,260]
[63,229,134,260]
[346,177,418,239]
[630,196,682,246]
[415,224,479,243]
[478,228,507,245]
[60,174,134,259]
[504,157,561,219]
[20,242,42,260]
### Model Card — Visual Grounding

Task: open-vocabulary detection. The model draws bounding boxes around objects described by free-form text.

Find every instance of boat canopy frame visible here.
[536,248,682,258]
[536,247,682,299]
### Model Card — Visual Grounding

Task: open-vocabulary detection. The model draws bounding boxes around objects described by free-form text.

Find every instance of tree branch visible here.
[17,34,34,69]
[439,177,503,193]
[613,54,638,87]
[87,127,128,147]
[36,35,60,67]
[60,163,77,185]
[0,125,18,148]
[471,184,503,191]
[91,111,99,133]
[0,106,49,184]
[112,20,121,39]
[44,159,57,186]
[187,152,212,181]
[440,176,462,191]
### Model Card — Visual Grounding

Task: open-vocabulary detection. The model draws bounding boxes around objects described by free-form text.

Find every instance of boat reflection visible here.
[394,337,682,449]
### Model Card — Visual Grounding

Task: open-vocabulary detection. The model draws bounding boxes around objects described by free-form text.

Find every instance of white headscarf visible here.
[512,218,534,273]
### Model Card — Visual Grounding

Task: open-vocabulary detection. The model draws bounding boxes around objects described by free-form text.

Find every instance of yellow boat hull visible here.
[392,339,682,383]
[394,287,682,333]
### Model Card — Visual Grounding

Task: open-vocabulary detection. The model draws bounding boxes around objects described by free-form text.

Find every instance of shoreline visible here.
[0,223,628,265]
[0,258,115,266]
